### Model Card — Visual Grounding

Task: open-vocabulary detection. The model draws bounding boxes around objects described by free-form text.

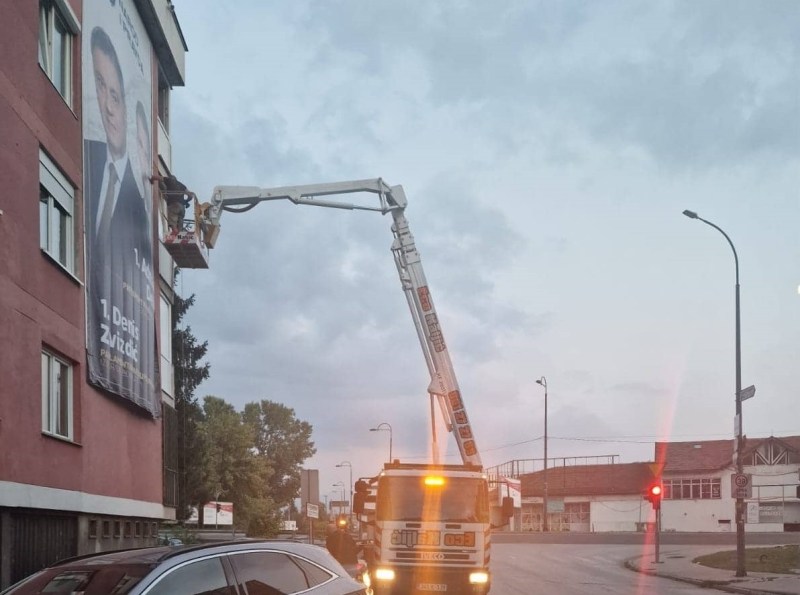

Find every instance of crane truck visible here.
[182,179,512,594]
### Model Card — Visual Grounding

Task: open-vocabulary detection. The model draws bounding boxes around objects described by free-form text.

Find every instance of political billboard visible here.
[82,0,157,416]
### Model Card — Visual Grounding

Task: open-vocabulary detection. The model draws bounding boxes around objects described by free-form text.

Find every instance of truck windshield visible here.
[376,476,490,523]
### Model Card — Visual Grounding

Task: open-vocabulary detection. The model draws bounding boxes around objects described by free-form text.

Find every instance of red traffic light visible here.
[644,482,663,510]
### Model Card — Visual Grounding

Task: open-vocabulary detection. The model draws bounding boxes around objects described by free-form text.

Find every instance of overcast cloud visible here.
[171,1,799,500]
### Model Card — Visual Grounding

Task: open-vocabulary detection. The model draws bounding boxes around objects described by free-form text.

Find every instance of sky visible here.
[170,1,799,505]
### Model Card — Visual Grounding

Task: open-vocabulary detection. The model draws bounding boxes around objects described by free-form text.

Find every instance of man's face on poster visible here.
[92,48,126,159]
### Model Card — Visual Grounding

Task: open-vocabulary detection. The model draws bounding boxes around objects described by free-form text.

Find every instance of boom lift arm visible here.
[199,179,481,467]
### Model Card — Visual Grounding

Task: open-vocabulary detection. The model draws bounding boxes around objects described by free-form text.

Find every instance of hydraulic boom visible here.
[199,179,481,466]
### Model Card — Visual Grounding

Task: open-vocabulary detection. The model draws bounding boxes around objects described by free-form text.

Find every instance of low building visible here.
[656,435,800,533]
[519,462,659,532]
[496,435,800,533]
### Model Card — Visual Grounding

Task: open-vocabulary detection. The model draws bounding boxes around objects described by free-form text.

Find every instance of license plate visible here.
[417,584,447,591]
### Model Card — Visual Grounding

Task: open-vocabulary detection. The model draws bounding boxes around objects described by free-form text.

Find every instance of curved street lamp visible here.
[370,422,393,462]
[535,376,548,532]
[331,481,346,518]
[683,209,746,577]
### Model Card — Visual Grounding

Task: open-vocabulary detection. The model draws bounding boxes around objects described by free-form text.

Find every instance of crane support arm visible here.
[199,178,480,467]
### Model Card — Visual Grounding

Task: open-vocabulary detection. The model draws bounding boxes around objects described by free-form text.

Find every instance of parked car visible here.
[157,535,184,546]
[1,540,370,595]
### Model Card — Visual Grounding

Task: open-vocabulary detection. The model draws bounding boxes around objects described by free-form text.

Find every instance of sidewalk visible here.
[625,546,800,595]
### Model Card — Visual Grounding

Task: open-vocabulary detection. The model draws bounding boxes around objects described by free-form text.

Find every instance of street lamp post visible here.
[370,422,393,462]
[683,209,746,578]
[332,482,345,518]
[336,461,353,526]
[535,377,548,532]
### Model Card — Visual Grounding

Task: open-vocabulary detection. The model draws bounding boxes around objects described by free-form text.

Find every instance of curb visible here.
[623,555,798,595]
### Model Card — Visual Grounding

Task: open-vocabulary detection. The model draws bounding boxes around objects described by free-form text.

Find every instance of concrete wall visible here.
[589,496,654,533]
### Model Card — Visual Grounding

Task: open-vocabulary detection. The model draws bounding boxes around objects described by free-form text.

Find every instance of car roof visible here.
[3,540,361,595]
[54,539,344,571]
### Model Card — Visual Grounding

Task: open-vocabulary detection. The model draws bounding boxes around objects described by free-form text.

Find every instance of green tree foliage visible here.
[242,400,316,508]
[169,280,316,536]
[198,396,276,534]
[172,290,210,521]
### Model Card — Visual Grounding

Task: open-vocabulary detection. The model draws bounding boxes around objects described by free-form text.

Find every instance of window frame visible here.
[160,293,174,396]
[663,477,721,500]
[39,149,76,273]
[142,555,237,595]
[38,0,79,105]
[41,349,74,440]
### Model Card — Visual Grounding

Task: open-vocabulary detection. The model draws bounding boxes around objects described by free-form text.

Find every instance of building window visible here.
[38,0,79,104]
[88,520,98,539]
[113,520,121,537]
[39,150,75,272]
[664,477,721,500]
[41,350,73,439]
[158,78,170,132]
[160,294,173,395]
[102,520,111,538]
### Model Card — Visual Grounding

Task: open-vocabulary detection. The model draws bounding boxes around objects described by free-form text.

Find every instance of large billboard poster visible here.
[83,0,157,416]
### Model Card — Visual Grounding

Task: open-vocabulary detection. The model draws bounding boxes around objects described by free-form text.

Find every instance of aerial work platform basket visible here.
[162,198,212,269]
[163,226,209,268]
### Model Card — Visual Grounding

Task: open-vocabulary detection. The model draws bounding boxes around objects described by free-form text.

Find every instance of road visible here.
[491,543,708,594]
[493,531,800,546]
[489,533,800,594]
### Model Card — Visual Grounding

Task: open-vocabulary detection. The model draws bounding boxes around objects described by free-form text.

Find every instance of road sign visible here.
[731,473,752,499]
[306,503,319,519]
[739,385,756,402]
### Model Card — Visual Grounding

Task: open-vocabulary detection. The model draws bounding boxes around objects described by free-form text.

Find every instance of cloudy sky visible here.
[171,1,799,501]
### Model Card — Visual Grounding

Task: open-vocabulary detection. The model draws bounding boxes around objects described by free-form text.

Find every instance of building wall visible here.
[0,0,185,585]
[589,496,654,533]
[0,0,164,507]
[662,497,734,532]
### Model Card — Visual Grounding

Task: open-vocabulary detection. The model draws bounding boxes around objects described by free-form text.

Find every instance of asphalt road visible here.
[489,533,800,594]
[491,543,726,595]
[493,531,800,546]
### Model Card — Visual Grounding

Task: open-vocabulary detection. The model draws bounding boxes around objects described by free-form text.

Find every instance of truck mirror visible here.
[501,496,514,519]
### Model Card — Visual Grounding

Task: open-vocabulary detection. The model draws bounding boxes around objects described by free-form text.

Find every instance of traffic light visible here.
[644,483,663,510]
[353,479,369,514]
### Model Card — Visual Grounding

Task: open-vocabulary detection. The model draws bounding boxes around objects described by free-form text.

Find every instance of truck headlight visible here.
[374,567,396,582]
[469,571,489,585]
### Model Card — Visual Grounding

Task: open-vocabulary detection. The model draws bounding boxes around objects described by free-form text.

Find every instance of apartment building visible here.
[0,0,187,586]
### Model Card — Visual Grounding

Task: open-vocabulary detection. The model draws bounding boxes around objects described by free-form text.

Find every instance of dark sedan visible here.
[1,540,369,595]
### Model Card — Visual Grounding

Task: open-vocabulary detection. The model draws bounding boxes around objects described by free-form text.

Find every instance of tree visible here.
[171,290,211,521]
[242,400,316,507]
[197,396,276,534]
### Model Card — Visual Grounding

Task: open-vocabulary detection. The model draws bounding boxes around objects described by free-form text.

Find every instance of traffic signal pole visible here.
[645,483,663,564]
[655,506,661,564]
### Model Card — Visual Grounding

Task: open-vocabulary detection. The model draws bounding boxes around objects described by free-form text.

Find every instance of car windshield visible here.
[4,564,154,595]
[376,476,490,523]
